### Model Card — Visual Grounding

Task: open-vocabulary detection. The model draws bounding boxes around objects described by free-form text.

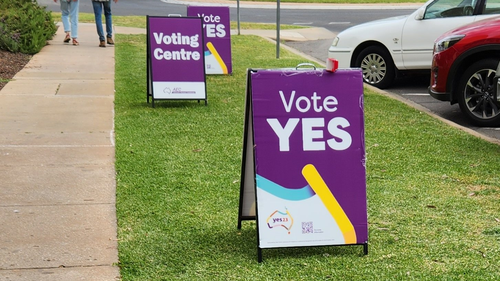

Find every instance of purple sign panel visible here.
[251,69,367,248]
[187,6,232,75]
[147,17,206,99]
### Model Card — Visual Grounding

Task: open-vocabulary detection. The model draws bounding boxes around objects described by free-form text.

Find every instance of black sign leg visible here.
[258,248,262,263]
[363,243,368,255]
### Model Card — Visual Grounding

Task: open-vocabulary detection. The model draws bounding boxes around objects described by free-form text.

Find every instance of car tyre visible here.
[355,46,395,89]
[457,59,500,127]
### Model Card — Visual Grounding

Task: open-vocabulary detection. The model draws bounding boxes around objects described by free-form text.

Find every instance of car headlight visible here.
[331,37,340,47]
[434,35,465,53]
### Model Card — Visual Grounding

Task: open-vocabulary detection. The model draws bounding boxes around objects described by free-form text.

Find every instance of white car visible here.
[328,0,500,88]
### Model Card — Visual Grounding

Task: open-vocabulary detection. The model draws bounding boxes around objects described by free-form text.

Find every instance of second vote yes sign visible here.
[187,6,232,75]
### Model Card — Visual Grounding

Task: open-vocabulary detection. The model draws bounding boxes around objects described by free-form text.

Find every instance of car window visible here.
[424,0,475,18]
[483,0,500,14]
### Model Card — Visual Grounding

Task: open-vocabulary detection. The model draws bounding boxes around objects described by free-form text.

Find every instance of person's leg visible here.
[60,1,70,34]
[69,0,79,39]
[92,1,105,42]
[103,1,113,44]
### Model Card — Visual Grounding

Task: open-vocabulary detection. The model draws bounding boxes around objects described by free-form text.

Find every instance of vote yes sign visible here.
[187,6,232,75]
[247,68,368,250]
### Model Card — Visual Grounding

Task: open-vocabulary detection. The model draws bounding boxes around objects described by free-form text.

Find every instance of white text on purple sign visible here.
[197,13,226,38]
[153,32,201,61]
[267,91,352,152]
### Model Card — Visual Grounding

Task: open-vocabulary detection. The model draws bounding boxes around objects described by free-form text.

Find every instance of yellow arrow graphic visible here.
[206,42,228,74]
[302,164,357,244]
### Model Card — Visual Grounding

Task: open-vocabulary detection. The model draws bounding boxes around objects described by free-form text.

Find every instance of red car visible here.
[429,16,500,127]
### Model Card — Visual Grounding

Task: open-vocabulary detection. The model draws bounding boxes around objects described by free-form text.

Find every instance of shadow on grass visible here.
[199,221,366,263]
[145,99,208,109]
[260,244,366,262]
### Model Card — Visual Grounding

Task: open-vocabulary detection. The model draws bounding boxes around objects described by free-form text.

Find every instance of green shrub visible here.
[0,0,56,54]
[0,0,35,9]
[0,22,20,52]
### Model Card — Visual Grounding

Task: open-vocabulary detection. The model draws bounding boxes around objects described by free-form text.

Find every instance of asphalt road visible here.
[285,35,500,143]
[290,39,500,142]
[37,0,500,142]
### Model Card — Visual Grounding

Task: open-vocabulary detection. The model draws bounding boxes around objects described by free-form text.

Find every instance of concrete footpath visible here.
[0,23,120,280]
[0,20,333,280]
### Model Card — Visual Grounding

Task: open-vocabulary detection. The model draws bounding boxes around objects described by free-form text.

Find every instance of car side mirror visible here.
[415,8,425,20]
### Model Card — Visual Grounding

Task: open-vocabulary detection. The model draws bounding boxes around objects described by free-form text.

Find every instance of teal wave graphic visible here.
[256,174,316,201]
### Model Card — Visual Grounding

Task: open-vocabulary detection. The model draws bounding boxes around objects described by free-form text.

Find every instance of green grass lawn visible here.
[114,30,500,280]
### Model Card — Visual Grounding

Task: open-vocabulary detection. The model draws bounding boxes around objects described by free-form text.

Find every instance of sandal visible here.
[72,39,79,46]
[64,33,71,43]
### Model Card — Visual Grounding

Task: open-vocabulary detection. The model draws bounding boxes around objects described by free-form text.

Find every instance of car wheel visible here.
[457,59,500,127]
[355,46,395,89]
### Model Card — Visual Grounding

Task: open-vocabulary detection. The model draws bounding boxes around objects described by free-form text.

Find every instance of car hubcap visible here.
[463,69,500,121]
[361,53,386,84]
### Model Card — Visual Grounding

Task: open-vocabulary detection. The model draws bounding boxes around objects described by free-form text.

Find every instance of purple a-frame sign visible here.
[146,16,207,107]
[187,6,232,75]
[238,67,368,262]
